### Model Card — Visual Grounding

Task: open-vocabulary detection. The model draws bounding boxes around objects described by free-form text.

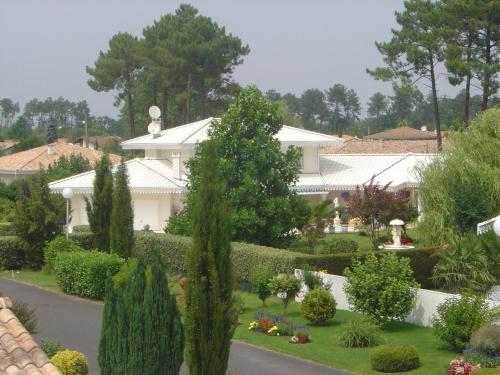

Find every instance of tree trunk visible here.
[125,70,135,139]
[481,27,492,111]
[161,90,168,130]
[185,73,192,124]
[429,55,442,151]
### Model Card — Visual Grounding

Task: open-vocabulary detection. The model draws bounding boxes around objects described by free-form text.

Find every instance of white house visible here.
[49,118,435,231]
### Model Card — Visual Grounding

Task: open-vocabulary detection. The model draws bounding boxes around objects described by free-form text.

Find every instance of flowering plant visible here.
[447,357,480,375]
[289,328,311,344]
[248,310,296,336]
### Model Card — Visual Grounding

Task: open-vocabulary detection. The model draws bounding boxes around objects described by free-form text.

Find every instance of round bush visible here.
[52,350,89,375]
[370,344,420,372]
[318,238,359,254]
[268,273,302,311]
[339,319,382,348]
[301,288,336,325]
[432,296,490,351]
[44,235,84,272]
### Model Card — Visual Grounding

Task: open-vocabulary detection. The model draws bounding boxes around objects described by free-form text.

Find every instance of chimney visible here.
[171,152,181,179]
[47,144,55,155]
[421,125,428,132]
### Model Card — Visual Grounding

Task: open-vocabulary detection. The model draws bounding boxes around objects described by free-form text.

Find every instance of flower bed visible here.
[248,310,310,343]
[447,357,482,375]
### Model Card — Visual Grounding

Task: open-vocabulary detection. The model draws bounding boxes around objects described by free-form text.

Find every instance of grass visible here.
[2,270,454,375]
[1,269,60,291]
[234,292,455,375]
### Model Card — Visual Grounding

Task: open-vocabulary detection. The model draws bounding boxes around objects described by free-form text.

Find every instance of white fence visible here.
[294,270,500,327]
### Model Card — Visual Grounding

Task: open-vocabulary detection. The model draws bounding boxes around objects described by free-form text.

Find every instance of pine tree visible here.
[185,140,234,375]
[144,250,184,375]
[110,159,134,257]
[126,255,147,374]
[86,154,113,251]
[46,122,57,143]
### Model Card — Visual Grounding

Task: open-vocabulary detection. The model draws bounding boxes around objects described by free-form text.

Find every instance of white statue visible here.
[333,197,341,226]
[389,219,405,247]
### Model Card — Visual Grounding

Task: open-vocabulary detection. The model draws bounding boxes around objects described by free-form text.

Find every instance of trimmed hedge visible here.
[0,236,26,270]
[54,251,124,299]
[44,236,84,272]
[0,223,14,236]
[370,344,420,372]
[133,232,440,286]
[295,247,441,289]
[68,232,93,250]
[134,232,298,281]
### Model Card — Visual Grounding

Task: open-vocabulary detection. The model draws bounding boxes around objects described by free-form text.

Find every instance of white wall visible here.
[294,270,500,327]
[301,146,320,173]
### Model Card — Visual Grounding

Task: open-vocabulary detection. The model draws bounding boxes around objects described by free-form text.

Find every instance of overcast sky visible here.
[1,0,461,118]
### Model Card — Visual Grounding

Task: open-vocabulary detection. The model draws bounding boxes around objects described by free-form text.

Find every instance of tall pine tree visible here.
[185,140,234,375]
[98,277,119,375]
[144,251,184,375]
[110,159,134,257]
[86,154,113,251]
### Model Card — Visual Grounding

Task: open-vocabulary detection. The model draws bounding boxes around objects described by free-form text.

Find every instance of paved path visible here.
[0,278,351,375]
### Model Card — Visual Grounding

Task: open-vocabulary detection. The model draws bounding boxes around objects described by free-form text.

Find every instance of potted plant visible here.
[290,330,310,344]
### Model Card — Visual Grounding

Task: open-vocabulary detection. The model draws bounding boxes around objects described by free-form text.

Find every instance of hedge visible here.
[0,236,26,270]
[133,232,440,287]
[54,251,124,299]
[69,232,93,250]
[0,223,14,236]
[134,232,298,281]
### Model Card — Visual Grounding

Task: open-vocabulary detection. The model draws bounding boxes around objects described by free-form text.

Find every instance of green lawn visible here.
[1,269,60,291]
[234,292,454,375]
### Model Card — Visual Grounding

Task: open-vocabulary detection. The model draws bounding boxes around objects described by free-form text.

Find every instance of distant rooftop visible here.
[364,126,443,141]
[0,139,121,172]
[321,138,445,154]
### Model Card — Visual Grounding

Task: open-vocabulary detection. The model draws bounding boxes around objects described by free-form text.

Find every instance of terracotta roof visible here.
[0,297,61,375]
[321,139,445,154]
[365,126,439,140]
[0,140,19,151]
[0,140,121,172]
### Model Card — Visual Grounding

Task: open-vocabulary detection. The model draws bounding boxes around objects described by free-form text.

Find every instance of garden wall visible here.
[294,270,500,328]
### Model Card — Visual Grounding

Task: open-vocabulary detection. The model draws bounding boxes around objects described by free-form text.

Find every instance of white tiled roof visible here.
[121,118,343,149]
[49,158,187,194]
[293,153,436,193]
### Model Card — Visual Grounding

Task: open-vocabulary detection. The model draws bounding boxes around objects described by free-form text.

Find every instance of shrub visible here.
[0,222,14,236]
[44,236,84,272]
[370,344,420,372]
[11,300,37,334]
[72,225,90,233]
[268,273,302,312]
[344,253,419,325]
[51,350,89,375]
[0,236,26,269]
[164,209,192,236]
[318,238,358,254]
[250,265,273,306]
[432,296,491,351]
[339,319,382,348]
[69,232,93,250]
[55,251,124,299]
[463,324,500,368]
[301,288,336,325]
[40,337,64,358]
[299,269,331,291]
[112,258,137,294]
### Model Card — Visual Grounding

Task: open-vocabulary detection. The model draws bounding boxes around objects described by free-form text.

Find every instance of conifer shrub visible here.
[301,288,336,325]
[52,350,89,375]
[11,300,37,334]
[0,236,26,269]
[370,344,420,372]
[44,236,84,272]
[55,251,124,299]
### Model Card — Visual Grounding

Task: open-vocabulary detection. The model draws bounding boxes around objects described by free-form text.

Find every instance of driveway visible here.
[0,278,351,375]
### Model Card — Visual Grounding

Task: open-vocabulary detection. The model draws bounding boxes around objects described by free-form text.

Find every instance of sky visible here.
[0,0,461,118]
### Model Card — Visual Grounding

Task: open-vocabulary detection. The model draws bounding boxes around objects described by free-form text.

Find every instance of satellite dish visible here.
[148,121,161,136]
[149,106,161,119]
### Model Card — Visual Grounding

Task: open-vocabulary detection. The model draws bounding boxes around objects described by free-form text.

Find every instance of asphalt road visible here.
[0,278,351,375]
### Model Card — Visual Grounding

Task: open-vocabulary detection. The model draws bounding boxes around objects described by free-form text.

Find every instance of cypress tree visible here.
[185,140,234,375]
[110,159,134,257]
[126,255,147,374]
[46,122,57,144]
[98,276,117,375]
[86,154,113,251]
[143,250,184,375]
